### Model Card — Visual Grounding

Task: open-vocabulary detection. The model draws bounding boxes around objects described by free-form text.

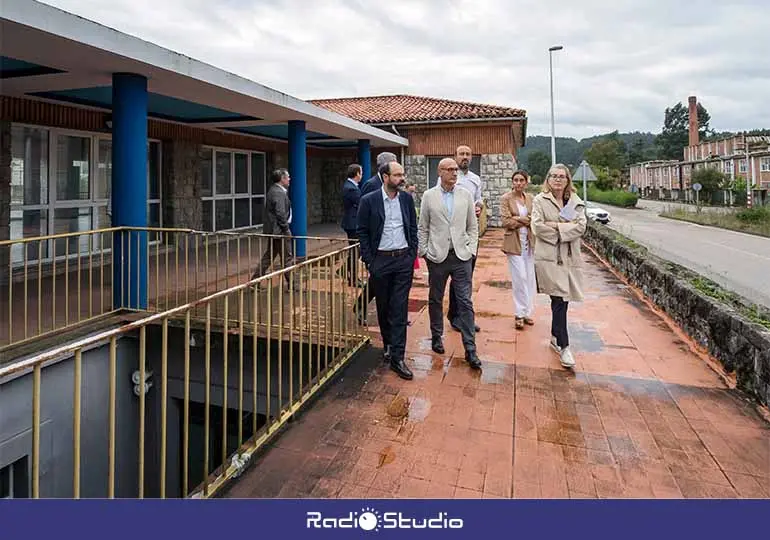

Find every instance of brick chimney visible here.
[688,95,699,147]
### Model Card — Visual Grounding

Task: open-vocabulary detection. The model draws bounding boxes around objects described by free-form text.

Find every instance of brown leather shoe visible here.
[524,317,535,326]
[515,317,524,330]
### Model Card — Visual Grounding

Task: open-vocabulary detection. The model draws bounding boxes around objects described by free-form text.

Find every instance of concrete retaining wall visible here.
[583,222,770,406]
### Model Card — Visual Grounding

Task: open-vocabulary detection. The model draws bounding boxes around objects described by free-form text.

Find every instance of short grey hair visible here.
[376,152,397,168]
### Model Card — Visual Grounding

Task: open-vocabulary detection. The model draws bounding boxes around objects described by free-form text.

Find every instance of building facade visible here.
[311,95,528,226]
[629,96,770,203]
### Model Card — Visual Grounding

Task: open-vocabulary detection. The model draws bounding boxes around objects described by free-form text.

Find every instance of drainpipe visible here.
[391,125,405,164]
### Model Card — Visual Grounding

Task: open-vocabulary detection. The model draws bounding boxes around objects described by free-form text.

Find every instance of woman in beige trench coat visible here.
[531,163,587,369]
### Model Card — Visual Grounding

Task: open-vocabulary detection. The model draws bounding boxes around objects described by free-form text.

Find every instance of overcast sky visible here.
[43,0,770,139]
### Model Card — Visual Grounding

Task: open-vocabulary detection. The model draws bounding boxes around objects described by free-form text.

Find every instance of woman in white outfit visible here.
[500,170,536,330]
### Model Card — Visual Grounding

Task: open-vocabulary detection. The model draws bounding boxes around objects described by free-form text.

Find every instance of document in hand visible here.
[559,204,577,221]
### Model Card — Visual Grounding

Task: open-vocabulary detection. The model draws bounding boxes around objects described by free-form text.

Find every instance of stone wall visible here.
[404,154,427,206]
[480,153,517,227]
[0,121,10,284]
[161,139,202,230]
[583,222,770,406]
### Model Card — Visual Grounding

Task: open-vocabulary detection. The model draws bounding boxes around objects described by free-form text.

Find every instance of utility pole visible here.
[548,45,563,166]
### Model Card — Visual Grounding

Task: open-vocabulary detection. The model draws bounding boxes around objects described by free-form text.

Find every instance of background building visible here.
[311,95,528,226]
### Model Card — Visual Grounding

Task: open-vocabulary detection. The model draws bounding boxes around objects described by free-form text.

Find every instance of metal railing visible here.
[0,241,371,499]
[0,227,351,352]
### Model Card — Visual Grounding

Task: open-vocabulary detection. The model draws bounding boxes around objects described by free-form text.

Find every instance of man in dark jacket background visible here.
[251,168,295,289]
[341,163,362,286]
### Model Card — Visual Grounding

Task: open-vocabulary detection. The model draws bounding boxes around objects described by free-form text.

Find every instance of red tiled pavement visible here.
[225,229,770,499]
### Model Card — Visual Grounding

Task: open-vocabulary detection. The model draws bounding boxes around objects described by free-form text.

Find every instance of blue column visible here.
[288,120,307,258]
[111,73,148,310]
[357,139,371,181]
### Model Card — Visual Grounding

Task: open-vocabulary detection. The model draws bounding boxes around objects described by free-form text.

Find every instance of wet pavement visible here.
[225,229,770,499]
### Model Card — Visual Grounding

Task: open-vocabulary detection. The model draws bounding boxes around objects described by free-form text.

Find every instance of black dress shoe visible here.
[431,337,445,354]
[390,358,413,380]
[474,324,481,332]
[465,351,482,370]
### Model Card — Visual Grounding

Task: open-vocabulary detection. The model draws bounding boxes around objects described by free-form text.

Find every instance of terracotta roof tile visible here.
[309,94,525,124]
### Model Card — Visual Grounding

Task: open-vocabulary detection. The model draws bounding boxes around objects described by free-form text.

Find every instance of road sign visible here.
[573,160,597,203]
[692,183,702,192]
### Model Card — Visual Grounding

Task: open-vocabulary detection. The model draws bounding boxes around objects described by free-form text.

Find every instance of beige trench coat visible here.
[530,191,587,302]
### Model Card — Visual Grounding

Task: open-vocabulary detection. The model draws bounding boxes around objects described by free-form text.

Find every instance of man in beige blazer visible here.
[418,158,481,369]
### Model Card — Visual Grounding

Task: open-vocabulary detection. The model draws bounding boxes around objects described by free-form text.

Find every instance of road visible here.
[603,203,770,308]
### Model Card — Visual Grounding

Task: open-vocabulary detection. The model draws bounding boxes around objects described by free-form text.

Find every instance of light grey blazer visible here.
[418,185,479,264]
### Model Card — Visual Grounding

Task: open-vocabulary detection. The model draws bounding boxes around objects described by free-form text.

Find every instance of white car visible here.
[585,202,611,224]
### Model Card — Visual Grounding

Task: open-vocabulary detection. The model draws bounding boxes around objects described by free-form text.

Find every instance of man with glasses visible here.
[420,158,481,370]
[357,161,418,380]
[439,145,483,333]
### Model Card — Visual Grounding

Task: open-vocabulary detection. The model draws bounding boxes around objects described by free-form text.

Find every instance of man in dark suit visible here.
[251,168,295,289]
[341,163,362,286]
[357,161,417,380]
[360,151,397,196]
[355,151,397,322]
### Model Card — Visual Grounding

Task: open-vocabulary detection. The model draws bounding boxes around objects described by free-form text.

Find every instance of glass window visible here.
[149,141,161,200]
[55,135,90,201]
[252,198,264,225]
[251,153,265,195]
[761,157,770,172]
[53,207,92,256]
[10,209,49,264]
[201,200,213,232]
[215,152,232,195]
[234,153,249,193]
[215,199,233,231]
[148,203,161,228]
[10,126,48,205]
[234,198,250,228]
[200,148,213,197]
[96,139,111,200]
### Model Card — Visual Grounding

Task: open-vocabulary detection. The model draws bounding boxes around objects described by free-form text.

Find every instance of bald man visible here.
[437,145,483,333]
[419,157,481,369]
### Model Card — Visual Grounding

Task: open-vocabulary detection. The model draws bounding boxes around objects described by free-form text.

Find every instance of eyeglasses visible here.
[549,174,568,180]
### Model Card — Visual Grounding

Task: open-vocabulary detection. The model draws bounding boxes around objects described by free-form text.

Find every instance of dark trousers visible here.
[428,251,476,353]
[371,251,414,362]
[448,254,477,323]
[550,296,569,348]
[251,236,294,285]
[344,229,358,285]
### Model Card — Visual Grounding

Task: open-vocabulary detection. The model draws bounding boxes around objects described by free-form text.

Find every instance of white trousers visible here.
[507,252,536,318]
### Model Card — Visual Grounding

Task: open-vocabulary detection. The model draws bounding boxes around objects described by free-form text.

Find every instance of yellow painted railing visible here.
[0,227,351,352]
[0,241,371,499]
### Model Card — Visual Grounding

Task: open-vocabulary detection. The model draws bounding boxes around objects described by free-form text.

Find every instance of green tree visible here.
[526,150,551,181]
[584,131,628,171]
[655,102,713,160]
[628,137,648,164]
[690,167,724,200]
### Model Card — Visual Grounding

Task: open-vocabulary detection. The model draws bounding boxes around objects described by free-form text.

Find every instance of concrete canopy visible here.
[0,0,408,149]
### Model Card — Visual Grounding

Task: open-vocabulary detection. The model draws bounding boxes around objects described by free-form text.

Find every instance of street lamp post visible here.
[548,45,563,166]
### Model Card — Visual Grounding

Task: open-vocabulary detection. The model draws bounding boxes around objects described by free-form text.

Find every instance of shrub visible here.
[736,206,770,223]
[586,188,638,208]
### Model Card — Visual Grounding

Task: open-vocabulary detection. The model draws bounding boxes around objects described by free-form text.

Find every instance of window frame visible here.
[9,122,163,266]
[199,145,266,232]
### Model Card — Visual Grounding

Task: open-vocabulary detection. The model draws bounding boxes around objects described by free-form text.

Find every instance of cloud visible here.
[40,0,770,139]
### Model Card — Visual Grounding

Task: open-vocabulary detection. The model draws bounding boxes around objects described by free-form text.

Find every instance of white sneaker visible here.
[550,336,562,354]
[560,347,576,368]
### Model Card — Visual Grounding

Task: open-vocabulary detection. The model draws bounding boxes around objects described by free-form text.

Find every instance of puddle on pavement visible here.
[479,362,515,385]
[409,354,451,378]
[566,324,605,353]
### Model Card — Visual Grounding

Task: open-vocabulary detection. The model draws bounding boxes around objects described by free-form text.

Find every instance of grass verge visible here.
[660,207,770,238]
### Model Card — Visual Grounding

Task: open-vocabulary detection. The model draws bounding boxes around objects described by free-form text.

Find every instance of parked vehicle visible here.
[585,201,611,224]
